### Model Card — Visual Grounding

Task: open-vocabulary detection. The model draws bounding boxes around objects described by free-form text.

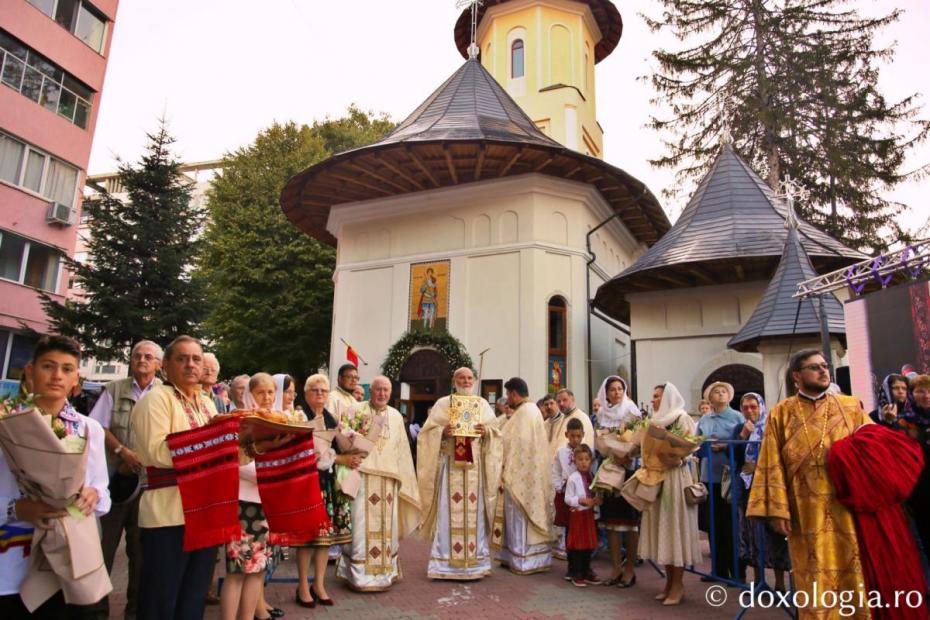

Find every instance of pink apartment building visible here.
[0,0,117,384]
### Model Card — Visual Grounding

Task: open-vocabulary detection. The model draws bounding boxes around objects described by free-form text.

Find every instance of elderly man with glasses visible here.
[89,340,163,620]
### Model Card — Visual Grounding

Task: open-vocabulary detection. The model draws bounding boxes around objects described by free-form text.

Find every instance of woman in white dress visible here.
[638,382,702,606]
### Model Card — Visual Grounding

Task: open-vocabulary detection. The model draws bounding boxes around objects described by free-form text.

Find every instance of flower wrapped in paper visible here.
[592,426,641,493]
[333,408,385,498]
[0,407,111,611]
[254,433,331,546]
[621,422,703,511]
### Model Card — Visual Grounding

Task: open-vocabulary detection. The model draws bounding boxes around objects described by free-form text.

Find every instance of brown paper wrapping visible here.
[0,408,112,610]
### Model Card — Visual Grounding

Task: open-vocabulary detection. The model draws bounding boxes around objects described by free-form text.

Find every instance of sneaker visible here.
[572,577,588,588]
[563,573,572,581]
[585,572,603,585]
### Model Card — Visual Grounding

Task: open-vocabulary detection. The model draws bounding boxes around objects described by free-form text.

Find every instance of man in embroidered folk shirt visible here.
[335,376,420,591]
[326,364,359,419]
[0,336,111,619]
[130,336,219,620]
[748,350,872,620]
[417,367,503,580]
[89,339,162,619]
[494,377,554,575]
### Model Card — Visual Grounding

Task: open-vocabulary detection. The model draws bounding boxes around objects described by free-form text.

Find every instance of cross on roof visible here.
[778,174,809,230]
[456,0,483,59]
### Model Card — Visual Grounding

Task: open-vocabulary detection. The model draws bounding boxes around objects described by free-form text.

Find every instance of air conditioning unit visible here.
[46,201,76,226]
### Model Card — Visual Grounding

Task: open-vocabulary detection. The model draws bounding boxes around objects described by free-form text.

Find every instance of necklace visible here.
[798,396,830,476]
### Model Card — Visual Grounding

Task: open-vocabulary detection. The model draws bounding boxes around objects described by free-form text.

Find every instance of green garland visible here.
[381,330,474,382]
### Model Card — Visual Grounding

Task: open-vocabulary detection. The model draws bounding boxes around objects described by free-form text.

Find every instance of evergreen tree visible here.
[643,0,928,253]
[196,107,393,379]
[41,122,205,361]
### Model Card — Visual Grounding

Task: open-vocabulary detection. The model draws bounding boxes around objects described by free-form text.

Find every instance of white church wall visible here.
[327,174,642,404]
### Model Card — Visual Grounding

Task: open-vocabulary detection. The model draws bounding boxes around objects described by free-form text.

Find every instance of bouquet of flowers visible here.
[0,397,111,611]
[333,404,385,498]
[592,421,643,493]
[621,422,704,511]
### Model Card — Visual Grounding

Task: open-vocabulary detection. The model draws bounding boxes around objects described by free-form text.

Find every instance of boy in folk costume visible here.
[493,377,554,574]
[564,444,602,587]
[0,336,111,618]
[551,418,585,564]
[417,367,503,580]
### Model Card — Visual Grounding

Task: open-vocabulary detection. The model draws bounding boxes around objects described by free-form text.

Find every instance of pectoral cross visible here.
[456,0,483,59]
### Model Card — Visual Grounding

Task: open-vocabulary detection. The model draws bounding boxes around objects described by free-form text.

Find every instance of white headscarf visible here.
[272,373,288,412]
[595,375,641,429]
[651,382,687,427]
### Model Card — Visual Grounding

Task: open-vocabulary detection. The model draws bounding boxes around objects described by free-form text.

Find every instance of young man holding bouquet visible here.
[0,335,111,618]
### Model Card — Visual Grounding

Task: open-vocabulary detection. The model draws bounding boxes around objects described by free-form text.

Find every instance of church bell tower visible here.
[455,0,623,159]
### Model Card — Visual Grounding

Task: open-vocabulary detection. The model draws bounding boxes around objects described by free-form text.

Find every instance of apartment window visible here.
[0,132,79,207]
[27,0,107,54]
[511,40,525,79]
[6,333,38,380]
[0,30,94,128]
[0,229,62,293]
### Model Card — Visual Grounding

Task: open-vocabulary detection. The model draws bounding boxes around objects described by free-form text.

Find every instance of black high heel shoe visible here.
[295,588,315,609]
[310,585,335,606]
[617,574,637,588]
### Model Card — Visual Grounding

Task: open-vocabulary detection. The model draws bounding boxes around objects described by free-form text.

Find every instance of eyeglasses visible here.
[801,363,830,372]
[308,388,329,394]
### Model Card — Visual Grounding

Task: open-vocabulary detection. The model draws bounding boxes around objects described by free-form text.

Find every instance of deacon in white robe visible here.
[492,378,554,575]
[417,368,503,580]
[335,376,421,591]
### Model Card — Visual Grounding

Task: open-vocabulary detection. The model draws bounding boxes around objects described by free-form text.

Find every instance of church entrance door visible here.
[702,364,765,408]
[397,348,451,427]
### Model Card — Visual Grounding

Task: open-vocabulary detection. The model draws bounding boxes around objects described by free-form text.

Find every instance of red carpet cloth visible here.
[255,434,330,546]
[827,423,927,620]
[166,417,242,551]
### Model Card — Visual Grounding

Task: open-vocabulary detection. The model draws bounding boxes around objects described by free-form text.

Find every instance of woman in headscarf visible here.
[732,392,789,592]
[594,376,642,587]
[869,374,912,426]
[293,374,359,607]
[273,374,303,423]
[638,382,702,606]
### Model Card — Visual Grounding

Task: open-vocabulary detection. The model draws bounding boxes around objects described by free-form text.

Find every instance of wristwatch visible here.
[114,445,124,455]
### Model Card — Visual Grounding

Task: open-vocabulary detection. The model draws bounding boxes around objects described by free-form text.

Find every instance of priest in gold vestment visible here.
[747,350,871,619]
[417,368,503,580]
[335,376,421,591]
[493,377,554,574]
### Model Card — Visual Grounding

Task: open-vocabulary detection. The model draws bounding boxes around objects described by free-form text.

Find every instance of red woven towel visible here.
[166,417,242,551]
[255,434,331,546]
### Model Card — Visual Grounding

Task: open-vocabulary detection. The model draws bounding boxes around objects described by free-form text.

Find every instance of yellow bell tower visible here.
[455,0,623,159]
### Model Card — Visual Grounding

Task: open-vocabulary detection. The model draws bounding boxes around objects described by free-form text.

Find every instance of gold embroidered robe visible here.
[747,394,872,619]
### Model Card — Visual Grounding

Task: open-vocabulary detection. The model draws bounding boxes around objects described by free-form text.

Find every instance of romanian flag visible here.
[0,524,34,556]
[346,345,359,367]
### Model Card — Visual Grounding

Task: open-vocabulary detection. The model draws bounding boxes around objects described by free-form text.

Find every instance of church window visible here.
[548,296,567,392]
[511,39,525,78]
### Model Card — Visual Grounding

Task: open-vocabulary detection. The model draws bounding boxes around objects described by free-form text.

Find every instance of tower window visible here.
[548,296,567,393]
[511,40,525,79]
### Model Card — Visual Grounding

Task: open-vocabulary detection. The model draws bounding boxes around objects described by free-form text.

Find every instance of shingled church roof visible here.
[281,58,669,247]
[728,225,846,352]
[592,144,865,322]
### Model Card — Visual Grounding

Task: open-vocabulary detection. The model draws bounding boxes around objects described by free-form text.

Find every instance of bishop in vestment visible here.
[493,377,554,574]
[417,368,503,580]
[335,376,420,592]
[747,350,871,620]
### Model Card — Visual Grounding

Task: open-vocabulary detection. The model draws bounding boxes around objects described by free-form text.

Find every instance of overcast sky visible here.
[88,0,929,232]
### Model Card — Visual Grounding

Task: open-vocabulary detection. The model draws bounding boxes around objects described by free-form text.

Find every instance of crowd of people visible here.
[1,335,929,620]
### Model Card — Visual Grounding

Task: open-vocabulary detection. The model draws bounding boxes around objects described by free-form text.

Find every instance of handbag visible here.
[684,460,708,506]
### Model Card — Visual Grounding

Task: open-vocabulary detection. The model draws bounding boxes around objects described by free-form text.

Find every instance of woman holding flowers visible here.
[593,376,642,587]
[637,382,702,606]
[0,335,111,617]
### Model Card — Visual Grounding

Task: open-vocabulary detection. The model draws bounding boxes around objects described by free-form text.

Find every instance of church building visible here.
[281,0,666,417]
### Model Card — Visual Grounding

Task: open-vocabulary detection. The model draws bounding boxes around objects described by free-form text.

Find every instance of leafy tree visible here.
[643,0,928,253]
[41,122,205,361]
[196,106,394,380]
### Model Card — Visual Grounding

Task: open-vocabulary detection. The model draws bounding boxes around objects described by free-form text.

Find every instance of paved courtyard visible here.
[107,536,788,619]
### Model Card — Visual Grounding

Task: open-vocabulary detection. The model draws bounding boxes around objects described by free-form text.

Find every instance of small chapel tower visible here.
[455,0,622,158]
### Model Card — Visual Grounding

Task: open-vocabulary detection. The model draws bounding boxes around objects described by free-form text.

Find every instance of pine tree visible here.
[196,107,394,379]
[41,121,205,361]
[643,0,929,253]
